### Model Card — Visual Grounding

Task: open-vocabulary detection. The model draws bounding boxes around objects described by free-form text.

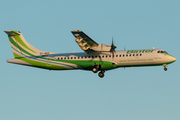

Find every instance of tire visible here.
[92,67,98,73]
[98,72,104,78]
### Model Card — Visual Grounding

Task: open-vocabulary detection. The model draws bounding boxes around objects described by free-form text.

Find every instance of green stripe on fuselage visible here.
[118,60,176,67]
[161,53,176,58]
[52,60,117,70]
[13,53,68,70]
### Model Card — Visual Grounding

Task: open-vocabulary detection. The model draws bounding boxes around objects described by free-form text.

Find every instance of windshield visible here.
[164,51,168,54]
[157,51,168,54]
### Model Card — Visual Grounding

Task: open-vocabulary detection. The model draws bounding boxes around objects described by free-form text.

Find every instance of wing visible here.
[71,30,98,52]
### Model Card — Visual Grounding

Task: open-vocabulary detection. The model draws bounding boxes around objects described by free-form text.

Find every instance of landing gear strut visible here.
[163,64,168,71]
[92,65,105,78]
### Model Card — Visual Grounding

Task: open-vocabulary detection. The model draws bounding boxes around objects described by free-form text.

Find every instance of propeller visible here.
[110,37,117,58]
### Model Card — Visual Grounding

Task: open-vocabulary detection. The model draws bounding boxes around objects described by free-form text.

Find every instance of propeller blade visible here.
[110,37,116,58]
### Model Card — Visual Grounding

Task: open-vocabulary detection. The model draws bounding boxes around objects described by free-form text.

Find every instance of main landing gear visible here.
[98,70,105,78]
[92,66,98,73]
[92,65,105,78]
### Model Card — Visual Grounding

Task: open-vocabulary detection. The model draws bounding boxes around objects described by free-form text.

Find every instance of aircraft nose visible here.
[173,57,176,61]
[171,56,176,62]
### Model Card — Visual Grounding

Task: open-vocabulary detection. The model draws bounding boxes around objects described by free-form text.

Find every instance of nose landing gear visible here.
[163,64,168,71]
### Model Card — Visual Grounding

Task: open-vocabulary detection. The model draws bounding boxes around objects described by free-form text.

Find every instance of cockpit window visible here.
[157,51,168,54]
[164,51,168,54]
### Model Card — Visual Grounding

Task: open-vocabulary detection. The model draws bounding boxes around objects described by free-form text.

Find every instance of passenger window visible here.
[61,58,63,60]
[126,54,128,57]
[95,56,97,58]
[102,56,104,58]
[81,57,83,59]
[64,57,66,60]
[116,55,118,57]
[58,58,59,60]
[78,57,80,59]
[106,55,108,58]
[140,54,142,56]
[74,57,76,59]
[71,57,73,59]
[157,51,160,53]
[109,55,111,57]
[112,55,114,57]
[92,56,94,58]
[99,56,101,58]
[161,51,164,53]
[123,54,125,57]
[136,54,138,56]
[88,56,91,58]
[119,55,121,57]
[67,57,69,59]
[133,54,135,56]
[129,54,131,57]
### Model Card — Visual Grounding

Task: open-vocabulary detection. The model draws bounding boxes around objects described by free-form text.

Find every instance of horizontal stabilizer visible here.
[5,31,21,36]
[7,59,32,66]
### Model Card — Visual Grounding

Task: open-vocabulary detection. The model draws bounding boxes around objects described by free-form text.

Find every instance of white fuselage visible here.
[46,49,176,68]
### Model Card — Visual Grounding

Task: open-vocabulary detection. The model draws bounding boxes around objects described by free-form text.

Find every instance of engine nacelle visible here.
[90,44,111,52]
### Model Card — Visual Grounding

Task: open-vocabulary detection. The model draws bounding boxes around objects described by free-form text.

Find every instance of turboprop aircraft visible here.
[5,30,176,78]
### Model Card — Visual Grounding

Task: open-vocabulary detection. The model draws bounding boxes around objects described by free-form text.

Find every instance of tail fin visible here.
[5,31,52,58]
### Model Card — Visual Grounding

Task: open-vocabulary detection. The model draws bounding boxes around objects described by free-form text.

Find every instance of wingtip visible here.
[71,30,82,32]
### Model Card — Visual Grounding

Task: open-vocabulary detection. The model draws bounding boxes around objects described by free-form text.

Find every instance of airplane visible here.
[5,30,176,78]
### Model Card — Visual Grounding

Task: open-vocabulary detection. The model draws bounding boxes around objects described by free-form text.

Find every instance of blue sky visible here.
[0,0,180,120]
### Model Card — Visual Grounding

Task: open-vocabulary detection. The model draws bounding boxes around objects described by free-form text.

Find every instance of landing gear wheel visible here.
[164,67,167,71]
[98,72,104,78]
[92,67,98,73]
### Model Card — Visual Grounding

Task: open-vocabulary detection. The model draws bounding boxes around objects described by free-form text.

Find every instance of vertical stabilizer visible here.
[5,31,54,58]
